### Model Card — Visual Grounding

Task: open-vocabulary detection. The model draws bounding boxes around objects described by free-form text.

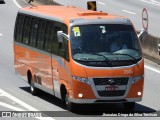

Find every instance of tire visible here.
[65,94,76,112]
[123,102,135,111]
[30,78,37,95]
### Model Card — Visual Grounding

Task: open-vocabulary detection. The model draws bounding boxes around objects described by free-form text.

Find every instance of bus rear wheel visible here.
[123,102,135,111]
[65,94,76,112]
[30,78,37,95]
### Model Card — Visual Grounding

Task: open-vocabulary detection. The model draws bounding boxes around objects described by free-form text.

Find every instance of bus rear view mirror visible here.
[57,31,69,43]
[138,29,148,41]
[57,31,64,43]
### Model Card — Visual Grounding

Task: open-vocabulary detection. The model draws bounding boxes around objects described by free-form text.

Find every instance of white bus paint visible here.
[145,65,160,74]
[13,0,21,8]
[122,10,136,15]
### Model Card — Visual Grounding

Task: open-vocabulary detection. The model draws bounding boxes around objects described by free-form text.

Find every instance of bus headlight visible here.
[131,75,144,84]
[71,76,90,85]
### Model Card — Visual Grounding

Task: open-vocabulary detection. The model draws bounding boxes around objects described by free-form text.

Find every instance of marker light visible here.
[138,92,142,96]
[132,75,144,84]
[78,93,83,98]
[71,76,90,85]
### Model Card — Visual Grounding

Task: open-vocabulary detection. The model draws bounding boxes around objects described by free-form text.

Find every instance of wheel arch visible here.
[60,84,67,101]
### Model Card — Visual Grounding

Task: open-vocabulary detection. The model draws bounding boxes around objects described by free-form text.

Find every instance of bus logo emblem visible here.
[108,79,115,85]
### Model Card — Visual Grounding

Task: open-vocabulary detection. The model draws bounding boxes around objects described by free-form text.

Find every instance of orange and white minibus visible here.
[14,5,145,111]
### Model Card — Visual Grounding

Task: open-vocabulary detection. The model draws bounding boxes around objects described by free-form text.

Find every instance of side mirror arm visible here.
[57,31,69,43]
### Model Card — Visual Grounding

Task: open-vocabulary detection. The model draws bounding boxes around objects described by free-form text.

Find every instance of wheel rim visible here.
[31,84,34,92]
[31,81,34,92]
[65,94,69,105]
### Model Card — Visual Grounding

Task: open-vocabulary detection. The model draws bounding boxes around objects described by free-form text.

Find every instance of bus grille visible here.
[93,77,129,85]
[98,90,126,97]
[93,77,129,97]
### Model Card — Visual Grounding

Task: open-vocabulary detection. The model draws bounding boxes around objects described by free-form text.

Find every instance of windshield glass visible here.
[70,24,142,66]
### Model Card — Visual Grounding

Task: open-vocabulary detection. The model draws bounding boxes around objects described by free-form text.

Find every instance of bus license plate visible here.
[105,85,119,91]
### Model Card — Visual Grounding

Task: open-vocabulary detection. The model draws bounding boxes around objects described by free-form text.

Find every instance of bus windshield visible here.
[70,24,142,66]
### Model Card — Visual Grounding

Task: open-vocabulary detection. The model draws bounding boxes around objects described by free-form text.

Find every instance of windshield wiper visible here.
[113,53,137,63]
[82,52,112,66]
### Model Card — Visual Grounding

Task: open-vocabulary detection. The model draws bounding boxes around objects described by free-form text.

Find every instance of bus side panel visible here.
[14,42,53,91]
[14,42,28,81]
[35,52,52,89]
[27,47,52,90]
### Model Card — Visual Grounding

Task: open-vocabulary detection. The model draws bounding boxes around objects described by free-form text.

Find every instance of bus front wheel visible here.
[65,94,76,112]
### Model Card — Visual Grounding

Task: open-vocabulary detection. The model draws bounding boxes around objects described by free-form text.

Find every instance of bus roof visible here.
[19,5,131,25]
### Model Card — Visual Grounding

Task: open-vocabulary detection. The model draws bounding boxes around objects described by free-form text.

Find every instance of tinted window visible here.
[70,24,141,66]
[59,37,69,60]
[30,18,39,47]
[15,14,69,60]
[56,24,69,60]
[37,19,46,49]
[22,16,32,44]
[51,26,58,54]
[44,22,54,52]
[15,14,25,42]
[53,25,61,54]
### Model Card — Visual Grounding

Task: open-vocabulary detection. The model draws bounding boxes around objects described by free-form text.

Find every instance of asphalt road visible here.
[53,0,160,37]
[0,0,160,120]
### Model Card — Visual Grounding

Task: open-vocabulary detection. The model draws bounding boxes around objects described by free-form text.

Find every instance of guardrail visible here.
[141,34,160,64]
[32,0,160,64]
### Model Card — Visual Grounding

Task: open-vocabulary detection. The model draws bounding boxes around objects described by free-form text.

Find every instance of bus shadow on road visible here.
[20,87,156,116]
[20,87,66,109]
[71,103,157,116]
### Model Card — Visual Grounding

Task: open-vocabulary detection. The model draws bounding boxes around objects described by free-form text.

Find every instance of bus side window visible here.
[22,16,32,44]
[44,21,54,52]
[60,37,69,61]
[15,14,25,42]
[62,25,69,61]
[52,26,58,55]
[53,25,61,55]
[37,19,46,50]
[57,24,69,61]
[29,18,39,47]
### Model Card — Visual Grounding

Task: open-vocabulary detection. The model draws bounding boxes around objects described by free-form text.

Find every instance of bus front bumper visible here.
[69,97,142,104]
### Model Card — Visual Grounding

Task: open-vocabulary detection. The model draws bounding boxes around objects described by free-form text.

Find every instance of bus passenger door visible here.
[51,23,69,99]
[51,25,61,99]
